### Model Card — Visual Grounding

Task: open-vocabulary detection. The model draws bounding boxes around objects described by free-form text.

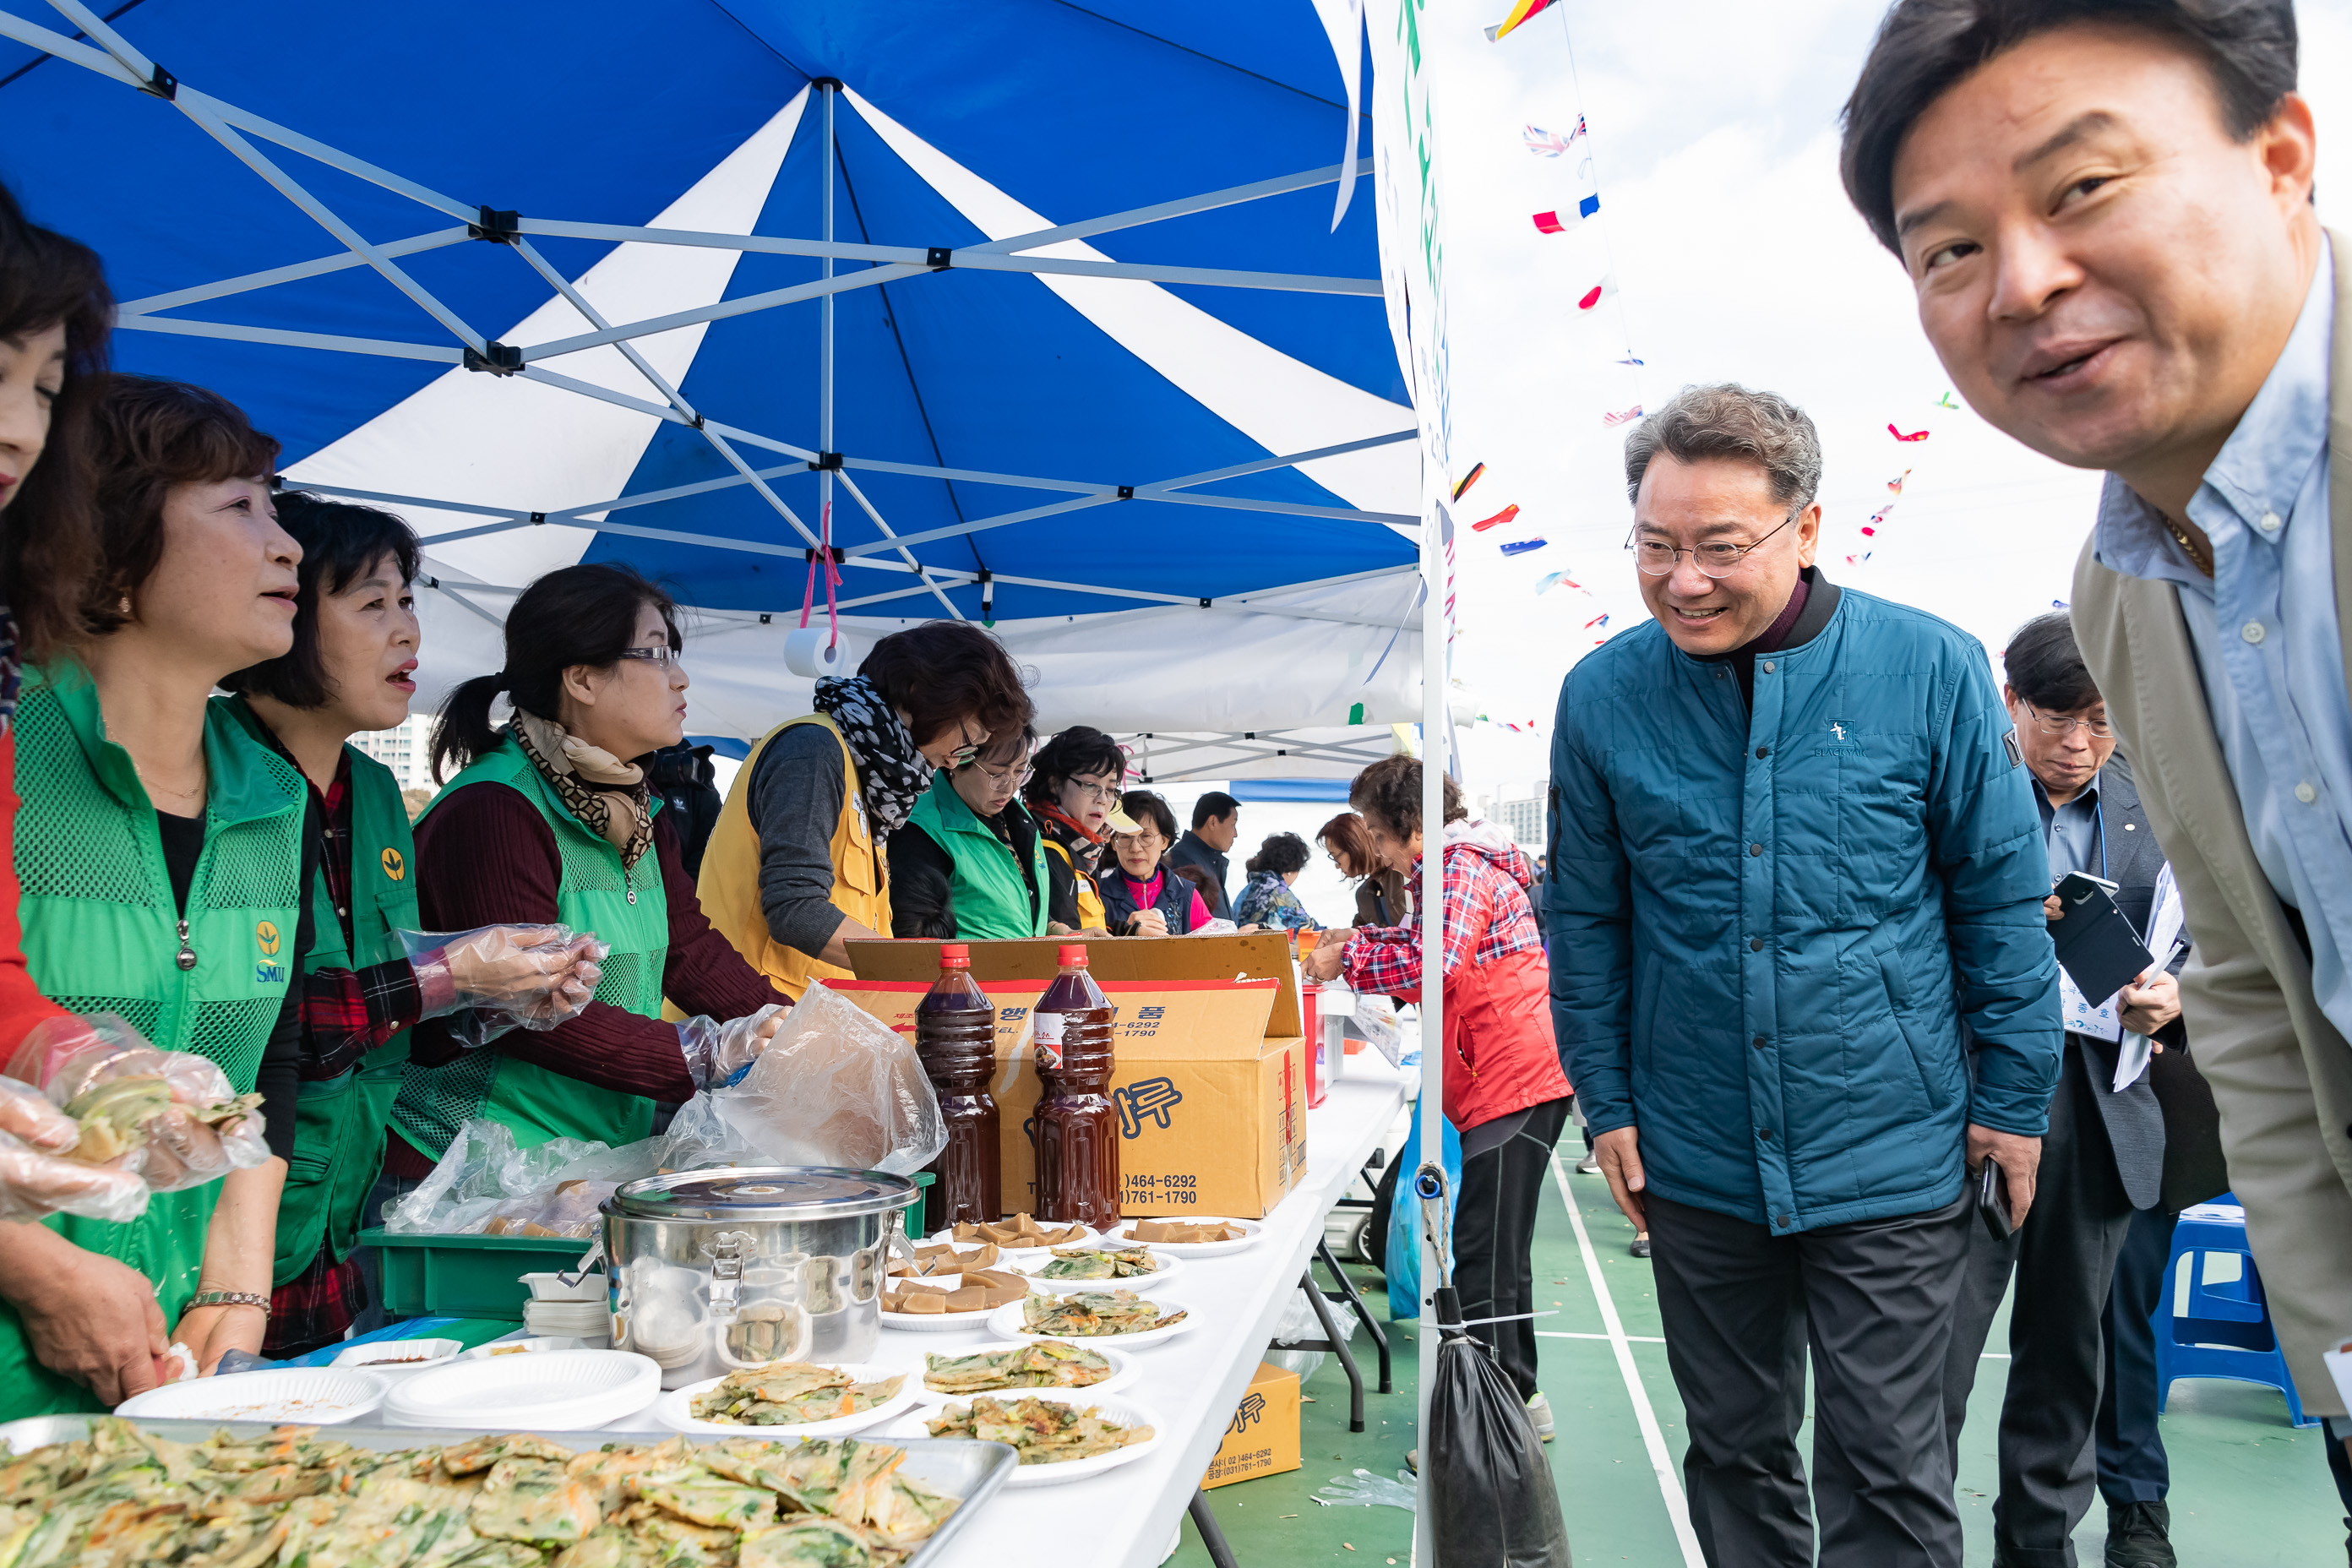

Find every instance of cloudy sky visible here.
[1435,0,2352,805]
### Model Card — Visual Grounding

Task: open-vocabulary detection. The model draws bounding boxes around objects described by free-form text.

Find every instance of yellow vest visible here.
[1043,836,1108,931]
[700,714,890,999]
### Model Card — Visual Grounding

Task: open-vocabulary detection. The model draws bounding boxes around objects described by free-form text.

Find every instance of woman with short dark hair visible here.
[384,564,792,1185]
[1097,790,1212,937]
[1233,831,1322,934]
[890,724,1050,941]
[1319,810,1411,928]
[701,620,1033,994]
[1024,725,1128,934]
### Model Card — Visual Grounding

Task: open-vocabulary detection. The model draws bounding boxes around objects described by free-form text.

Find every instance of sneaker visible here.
[2104,1500,2175,1568]
[1630,1234,1652,1258]
[1404,1448,1418,1474]
[1575,1152,1601,1175]
[1526,1391,1554,1442]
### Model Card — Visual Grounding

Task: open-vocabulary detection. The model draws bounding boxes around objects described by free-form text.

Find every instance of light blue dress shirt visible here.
[2092,240,2352,1043]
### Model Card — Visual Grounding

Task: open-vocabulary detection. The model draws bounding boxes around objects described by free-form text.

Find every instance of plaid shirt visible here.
[299,761,425,1081]
[1342,840,1544,997]
[264,1249,368,1359]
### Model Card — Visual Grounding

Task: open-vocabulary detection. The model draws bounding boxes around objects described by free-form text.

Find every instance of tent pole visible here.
[1414,499,1446,1564]
[820,78,838,612]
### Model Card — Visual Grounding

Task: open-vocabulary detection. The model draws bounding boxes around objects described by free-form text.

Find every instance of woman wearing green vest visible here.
[0,377,312,1416]
[384,564,792,1188]
[215,493,602,1357]
[889,725,1051,939]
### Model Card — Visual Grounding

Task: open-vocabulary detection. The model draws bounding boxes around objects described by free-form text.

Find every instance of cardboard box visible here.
[839,936,1311,1219]
[1202,1361,1303,1489]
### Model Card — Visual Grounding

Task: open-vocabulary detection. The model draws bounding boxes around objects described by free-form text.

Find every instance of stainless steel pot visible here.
[600,1167,920,1388]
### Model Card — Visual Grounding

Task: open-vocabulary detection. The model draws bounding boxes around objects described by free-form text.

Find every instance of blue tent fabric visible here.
[0,1,1416,630]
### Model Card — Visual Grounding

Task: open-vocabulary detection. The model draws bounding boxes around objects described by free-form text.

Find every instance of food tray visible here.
[0,1415,1014,1568]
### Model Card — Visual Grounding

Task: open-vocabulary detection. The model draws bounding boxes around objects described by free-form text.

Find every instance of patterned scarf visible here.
[0,605,21,737]
[814,673,931,836]
[511,711,656,869]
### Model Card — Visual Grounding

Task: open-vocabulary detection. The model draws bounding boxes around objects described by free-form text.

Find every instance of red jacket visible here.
[0,729,69,1055]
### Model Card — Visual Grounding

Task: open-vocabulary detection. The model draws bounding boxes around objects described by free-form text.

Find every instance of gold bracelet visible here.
[185,1289,270,1315]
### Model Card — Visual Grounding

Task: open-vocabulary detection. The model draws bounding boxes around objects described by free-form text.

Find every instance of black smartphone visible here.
[1977,1159,2014,1243]
[2050,872,2157,1003]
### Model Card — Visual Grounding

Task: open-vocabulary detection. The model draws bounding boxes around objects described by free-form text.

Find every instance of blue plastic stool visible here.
[2153,1196,2316,1428]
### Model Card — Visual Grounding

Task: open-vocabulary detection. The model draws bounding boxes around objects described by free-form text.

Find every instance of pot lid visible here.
[609,1166,919,1222]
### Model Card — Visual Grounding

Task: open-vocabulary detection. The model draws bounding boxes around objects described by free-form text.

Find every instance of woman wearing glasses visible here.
[1024,726,1127,934]
[890,726,1049,940]
[384,564,792,1185]
[1098,791,1214,937]
[700,621,1032,995]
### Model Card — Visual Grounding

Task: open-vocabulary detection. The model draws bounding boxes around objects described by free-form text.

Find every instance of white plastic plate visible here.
[985,1294,1197,1349]
[882,1390,1163,1489]
[910,1339,1137,1405]
[650,1361,922,1438]
[1091,1217,1261,1258]
[331,1339,464,1376]
[460,1336,587,1359]
[117,1368,386,1425]
[1013,1249,1182,1294]
[384,1348,661,1431]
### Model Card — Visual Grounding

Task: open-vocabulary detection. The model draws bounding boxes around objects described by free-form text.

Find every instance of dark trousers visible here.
[1941,1039,2137,1567]
[1453,1096,1571,1400]
[2096,1206,2176,1505]
[1649,1189,1974,1568]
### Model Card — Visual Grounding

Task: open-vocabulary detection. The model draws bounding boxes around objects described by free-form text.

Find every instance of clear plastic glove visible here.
[401,927,607,1046]
[677,1004,788,1092]
[4,1015,270,1192]
[1313,1469,1418,1510]
[0,1075,149,1222]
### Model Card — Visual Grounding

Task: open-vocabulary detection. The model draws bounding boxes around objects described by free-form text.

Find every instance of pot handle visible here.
[559,1236,606,1289]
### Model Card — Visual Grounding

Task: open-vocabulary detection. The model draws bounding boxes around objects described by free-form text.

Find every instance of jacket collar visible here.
[35,662,303,826]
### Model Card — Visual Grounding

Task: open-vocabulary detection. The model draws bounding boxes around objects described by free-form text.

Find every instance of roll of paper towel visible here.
[783,625,854,678]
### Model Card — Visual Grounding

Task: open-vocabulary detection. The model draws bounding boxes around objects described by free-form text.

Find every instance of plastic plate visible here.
[1013,1249,1183,1294]
[116,1368,387,1425]
[1091,1217,1262,1258]
[910,1339,1138,1405]
[985,1294,1197,1348]
[650,1361,923,1438]
[331,1339,464,1377]
[882,1390,1163,1489]
[384,1348,661,1430]
[460,1336,588,1359]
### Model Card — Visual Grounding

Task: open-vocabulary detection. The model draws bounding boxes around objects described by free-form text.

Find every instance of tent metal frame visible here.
[10,1,1419,629]
[1116,727,1401,784]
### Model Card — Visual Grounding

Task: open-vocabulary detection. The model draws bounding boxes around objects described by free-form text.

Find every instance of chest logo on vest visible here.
[382,847,406,880]
[254,920,287,986]
[1822,719,1862,754]
[256,920,282,956]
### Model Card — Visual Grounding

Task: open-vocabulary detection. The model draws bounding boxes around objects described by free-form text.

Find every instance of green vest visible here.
[0,664,307,1418]
[906,773,1050,940]
[389,736,666,1159]
[217,698,422,1286]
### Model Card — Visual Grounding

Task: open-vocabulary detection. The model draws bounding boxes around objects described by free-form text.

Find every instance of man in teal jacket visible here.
[1546,384,2061,1568]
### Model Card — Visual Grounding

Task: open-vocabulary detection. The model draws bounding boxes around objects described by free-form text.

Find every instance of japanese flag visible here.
[1576,275,1619,312]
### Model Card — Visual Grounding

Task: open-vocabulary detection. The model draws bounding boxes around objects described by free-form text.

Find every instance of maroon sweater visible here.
[384,781,789,1179]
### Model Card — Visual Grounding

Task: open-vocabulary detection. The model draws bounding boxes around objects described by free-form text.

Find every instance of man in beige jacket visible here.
[1839,0,2352,1552]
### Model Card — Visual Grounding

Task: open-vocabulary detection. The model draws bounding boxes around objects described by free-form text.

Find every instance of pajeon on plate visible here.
[881,1391,1163,1490]
[655,1362,922,1440]
[0,1415,1015,1567]
[1013,1246,1183,1293]
[911,1340,1139,1404]
[986,1290,1196,1348]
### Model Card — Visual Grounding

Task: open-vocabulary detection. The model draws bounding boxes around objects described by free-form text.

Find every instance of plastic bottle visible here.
[1031,942,1120,1228]
[915,944,1001,1228]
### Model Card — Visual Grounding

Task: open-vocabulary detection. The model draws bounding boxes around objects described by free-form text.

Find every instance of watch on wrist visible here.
[186,1289,270,1315]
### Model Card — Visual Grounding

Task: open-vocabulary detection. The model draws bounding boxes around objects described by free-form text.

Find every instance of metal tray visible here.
[0,1415,1013,1568]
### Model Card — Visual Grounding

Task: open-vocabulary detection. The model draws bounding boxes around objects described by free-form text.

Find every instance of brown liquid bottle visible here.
[915,943,1001,1228]
[1031,942,1119,1228]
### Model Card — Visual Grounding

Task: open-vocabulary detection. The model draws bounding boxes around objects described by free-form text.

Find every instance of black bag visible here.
[1365,1157,1400,1276]
[1426,1285,1571,1566]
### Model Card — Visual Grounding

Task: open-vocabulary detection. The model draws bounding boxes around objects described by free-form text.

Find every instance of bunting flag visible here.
[1523,118,1587,156]
[1577,275,1620,312]
[1500,537,1548,556]
[1486,0,1561,41]
[1887,469,1911,495]
[1889,424,1930,442]
[1616,356,1645,366]
[1603,405,1644,426]
[1451,462,1488,502]
[1845,551,1874,564]
[1936,391,1961,409]
[1585,612,1610,629]
[1471,503,1522,532]
[1533,193,1602,234]
[1534,571,1581,594]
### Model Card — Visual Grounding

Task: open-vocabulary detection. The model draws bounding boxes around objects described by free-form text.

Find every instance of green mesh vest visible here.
[389,734,667,1158]
[218,698,422,1283]
[0,666,307,1417]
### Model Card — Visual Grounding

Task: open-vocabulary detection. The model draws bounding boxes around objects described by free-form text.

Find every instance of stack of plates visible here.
[384,1349,661,1431]
[525,1299,610,1339]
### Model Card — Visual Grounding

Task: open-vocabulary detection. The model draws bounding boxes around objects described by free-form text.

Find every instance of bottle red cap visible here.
[1056,943,1089,968]
[939,944,971,968]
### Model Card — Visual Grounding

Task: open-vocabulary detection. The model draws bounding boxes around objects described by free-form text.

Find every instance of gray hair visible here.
[1624,384,1823,512]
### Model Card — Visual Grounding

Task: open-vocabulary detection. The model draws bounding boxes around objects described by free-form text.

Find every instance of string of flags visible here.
[1522,117,1587,157]
[1889,424,1930,442]
[1486,0,1560,42]
[1603,405,1643,427]
[1500,537,1548,556]
[1472,503,1522,532]
[1936,390,1960,409]
[1451,463,1487,503]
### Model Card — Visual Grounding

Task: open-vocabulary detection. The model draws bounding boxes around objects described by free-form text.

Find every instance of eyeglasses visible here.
[1113,831,1168,851]
[1068,778,1123,805]
[939,727,990,767]
[2023,703,2116,740]
[964,758,1036,787]
[1627,509,1799,578]
[615,645,683,670]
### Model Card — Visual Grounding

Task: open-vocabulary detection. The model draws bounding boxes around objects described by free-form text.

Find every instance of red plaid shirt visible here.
[1342,838,1544,998]
[298,760,426,1080]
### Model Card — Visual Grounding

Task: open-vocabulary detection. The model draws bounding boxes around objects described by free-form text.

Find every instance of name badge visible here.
[2059,966,2125,1043]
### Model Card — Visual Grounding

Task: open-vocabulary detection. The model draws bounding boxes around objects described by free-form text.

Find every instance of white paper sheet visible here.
[2113,864,2187,1093]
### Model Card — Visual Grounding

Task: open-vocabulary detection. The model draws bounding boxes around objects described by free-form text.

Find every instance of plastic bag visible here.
[1266,1283,1358,1382]
[1313,1469,1417,1510]
[711,982,945,1175]
[1186,917,1239,936]
[5,1015,270,1192]
[401,926,607,1048]
[0,1075,150,1223]
[384,1118,644,1235]
[1428,1282,1572,1565]
[677,1003,787,1092]
[1386,1111,1462,1321]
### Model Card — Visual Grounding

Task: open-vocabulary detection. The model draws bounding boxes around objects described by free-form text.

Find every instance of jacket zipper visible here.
[176,917,198,972]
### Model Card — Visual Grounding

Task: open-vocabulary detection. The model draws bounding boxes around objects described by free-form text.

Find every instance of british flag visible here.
[1523,117,1587,157]
[1603,405,1644,427]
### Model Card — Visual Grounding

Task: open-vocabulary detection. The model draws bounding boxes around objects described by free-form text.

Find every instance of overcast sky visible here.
[1438,0,2352,805]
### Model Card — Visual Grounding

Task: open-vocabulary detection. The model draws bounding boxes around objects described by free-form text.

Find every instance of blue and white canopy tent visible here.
[0,0,1424,742]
